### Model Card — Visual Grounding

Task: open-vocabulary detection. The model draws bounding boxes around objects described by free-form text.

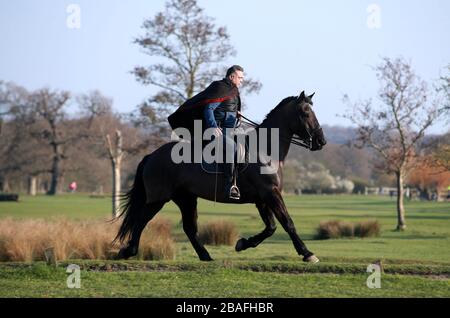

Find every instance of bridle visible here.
[292,101,323,150]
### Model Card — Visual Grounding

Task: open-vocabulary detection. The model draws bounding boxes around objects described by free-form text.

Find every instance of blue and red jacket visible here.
[168,78,241,135]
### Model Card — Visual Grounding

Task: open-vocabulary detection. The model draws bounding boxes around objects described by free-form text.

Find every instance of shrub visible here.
[198,220,238,246]
[338,221,355,237]
[354,220,381,238]
[138,218,176,260]
[315,220,342,239]
[139,237,176,260]
[351,178,371,194]
[315,219,380,240]
[0,193,19,201]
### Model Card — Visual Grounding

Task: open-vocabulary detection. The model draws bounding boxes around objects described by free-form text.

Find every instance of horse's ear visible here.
[308,92,315,99]
[298,91,305,101]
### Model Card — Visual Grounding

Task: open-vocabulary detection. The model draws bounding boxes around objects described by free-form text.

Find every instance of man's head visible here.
[226,65,244,88]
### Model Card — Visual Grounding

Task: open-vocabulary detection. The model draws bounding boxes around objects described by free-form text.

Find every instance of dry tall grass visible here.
[315,219,380,240]
[198,220,239,246]
[354,220,381,238]
[138,218,176,260]
[0,217,175,262]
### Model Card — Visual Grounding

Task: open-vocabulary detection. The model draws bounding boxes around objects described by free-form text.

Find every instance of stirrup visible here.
[229,185,240,200]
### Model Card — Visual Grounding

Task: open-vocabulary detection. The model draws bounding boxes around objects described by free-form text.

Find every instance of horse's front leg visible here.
[235,201,276,252]
[263,187,319,263]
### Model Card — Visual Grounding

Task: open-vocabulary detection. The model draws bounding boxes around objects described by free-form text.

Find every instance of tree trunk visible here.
[48,154,61,195]
[37,176,45,194]
[112,158,121,218]
[106,130,123,218]
[435,189,442,202]
[0,176,10,193]
[28,175,37,196]
[48,142,64,196]
[395,171,406,230]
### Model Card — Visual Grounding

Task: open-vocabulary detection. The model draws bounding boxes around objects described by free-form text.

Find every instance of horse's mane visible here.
[256,94,313,127]
[259,96,296,127]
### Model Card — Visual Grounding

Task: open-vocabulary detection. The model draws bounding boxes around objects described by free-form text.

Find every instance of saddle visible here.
[201,135,249,174]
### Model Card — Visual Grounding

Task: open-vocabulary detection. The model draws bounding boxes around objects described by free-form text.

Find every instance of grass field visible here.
[0,194,449,297]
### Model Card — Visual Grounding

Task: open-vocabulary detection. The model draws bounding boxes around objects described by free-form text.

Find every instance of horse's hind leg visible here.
[172,191,213,261]
[118,201,166,259]
[235,201,276,252]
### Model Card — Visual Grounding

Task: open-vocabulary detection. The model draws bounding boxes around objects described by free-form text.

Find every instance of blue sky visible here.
[0,0,449,133]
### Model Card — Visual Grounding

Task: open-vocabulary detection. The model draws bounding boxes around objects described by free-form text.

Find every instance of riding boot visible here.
[224,162,240,200]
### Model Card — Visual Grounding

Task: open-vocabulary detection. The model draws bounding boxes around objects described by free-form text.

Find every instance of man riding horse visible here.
[168,65,244,200]
[116,86,326,263]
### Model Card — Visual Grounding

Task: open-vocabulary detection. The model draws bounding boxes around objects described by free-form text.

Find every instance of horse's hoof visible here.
[200,256,214,262]
[235,238,248,252]
[117,246,137,259]
[303,255,320,264]
[116,249,129,260]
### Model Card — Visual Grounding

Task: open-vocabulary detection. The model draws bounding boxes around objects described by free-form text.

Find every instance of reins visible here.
[239,114,316,150]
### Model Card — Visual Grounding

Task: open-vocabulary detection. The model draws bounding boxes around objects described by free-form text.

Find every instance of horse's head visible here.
[292,91,327,151]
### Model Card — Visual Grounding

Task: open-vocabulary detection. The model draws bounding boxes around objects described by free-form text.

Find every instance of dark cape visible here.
[168,78,241,138]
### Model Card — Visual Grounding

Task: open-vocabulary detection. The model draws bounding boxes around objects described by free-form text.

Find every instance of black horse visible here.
[115,91,327,263]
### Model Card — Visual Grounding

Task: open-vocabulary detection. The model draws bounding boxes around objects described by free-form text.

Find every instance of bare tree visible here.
[438,64,450,115]
[77,90,113,129]
[1,83,162,196]
[79,91,124,216]
[0,81,28,136]
[79,91,164,217]
[433,142,450,171]
[29,88,94,195]
[424,131,450,171]
[30,89,71,195]
[132,0,261,127]
[431,65,450,171]
[105,130,123,217]
[0,82,51,194]
[344,57,445,230]
[0,81,9,136]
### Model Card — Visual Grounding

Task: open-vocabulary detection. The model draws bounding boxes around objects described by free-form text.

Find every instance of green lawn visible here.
[1,262,449,297]
[0,194,449,297]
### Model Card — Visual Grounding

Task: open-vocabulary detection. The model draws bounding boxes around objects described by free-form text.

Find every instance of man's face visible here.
[229,70,244,88]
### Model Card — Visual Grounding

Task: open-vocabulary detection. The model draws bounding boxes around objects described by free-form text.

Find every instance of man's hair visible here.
[226,65,244,77]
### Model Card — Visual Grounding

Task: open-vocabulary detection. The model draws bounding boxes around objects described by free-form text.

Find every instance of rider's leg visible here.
[223,128,239,199]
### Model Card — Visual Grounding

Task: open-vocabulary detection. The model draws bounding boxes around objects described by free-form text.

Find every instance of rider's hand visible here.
[214,128,223,137]
[237,111,242,118]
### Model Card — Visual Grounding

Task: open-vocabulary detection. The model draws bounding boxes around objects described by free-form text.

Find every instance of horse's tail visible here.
[113,155,148,244]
